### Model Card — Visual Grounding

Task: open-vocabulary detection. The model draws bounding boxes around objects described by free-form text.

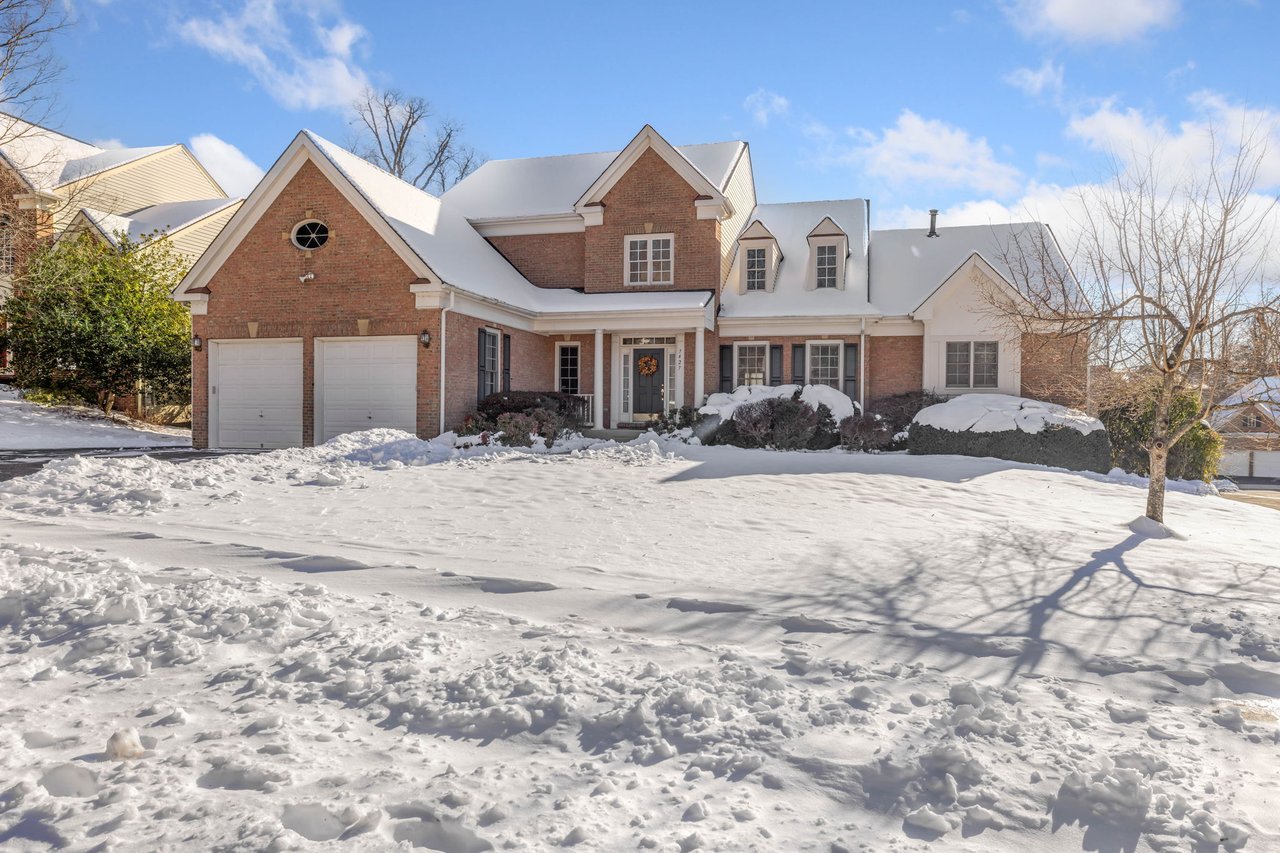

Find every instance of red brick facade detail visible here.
[192,160,439,448]
[1019,332,1089,407]
[443,312,554,430]
[866,335,924,406]
[487,232,584,289]
[584,149,720,294]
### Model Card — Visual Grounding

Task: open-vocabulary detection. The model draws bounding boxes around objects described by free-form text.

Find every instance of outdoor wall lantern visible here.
[192,334,203,351]
[419,329,432,348]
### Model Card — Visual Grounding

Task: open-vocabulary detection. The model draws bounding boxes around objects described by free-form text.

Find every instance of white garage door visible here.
[317,337,418,442]
[1219,451,1251,477]
[1253,451,1280,478]
[212,340,303,449]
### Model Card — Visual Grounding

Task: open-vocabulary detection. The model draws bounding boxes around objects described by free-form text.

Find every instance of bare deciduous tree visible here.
[349,87,481,194]
[0,0,67,149]
[987,130,1280,523]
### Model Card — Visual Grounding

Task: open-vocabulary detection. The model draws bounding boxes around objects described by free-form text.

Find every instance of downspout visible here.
[859,317,867,412]
[438,289,455,435]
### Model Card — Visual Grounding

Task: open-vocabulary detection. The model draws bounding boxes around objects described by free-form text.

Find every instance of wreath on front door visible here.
[637,355,660,377]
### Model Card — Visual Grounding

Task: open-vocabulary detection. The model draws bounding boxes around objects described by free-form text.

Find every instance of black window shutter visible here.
[769,345,783,386]
[791,344,805,385]
[844,343,858,400]
[502,334,512,392]
[718,345,733,392]
[477,329,486,403]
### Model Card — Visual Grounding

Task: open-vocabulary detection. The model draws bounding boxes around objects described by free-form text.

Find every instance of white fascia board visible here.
[470,213,586,236]
[695,197,732,220]
[866,316,925,336]
[574,125,729,216]
[176,133,436,300]
[533,306,713,334]
[716,314,878,338]
[414,286,536,331]
[911,253,1020,320]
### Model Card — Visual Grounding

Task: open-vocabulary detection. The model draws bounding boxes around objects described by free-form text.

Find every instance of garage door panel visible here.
[319,337,418,442]
[1254,451,1280,478]
[213,341,303,450]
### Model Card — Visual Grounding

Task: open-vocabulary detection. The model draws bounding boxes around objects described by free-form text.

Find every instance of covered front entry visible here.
[617,335,681,425]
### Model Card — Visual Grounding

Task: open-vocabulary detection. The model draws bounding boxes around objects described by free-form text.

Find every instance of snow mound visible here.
[699,384,859,422]
[914,393,1103,435]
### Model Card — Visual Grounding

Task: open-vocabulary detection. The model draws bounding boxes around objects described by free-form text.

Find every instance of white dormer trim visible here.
[737,220,781,295]
[805,217,849,291]
[573,125,732,222]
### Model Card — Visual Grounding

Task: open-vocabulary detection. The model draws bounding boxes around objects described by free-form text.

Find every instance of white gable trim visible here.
[573,125,731,219]
[175,132,437,302]
[910,253,1023,320]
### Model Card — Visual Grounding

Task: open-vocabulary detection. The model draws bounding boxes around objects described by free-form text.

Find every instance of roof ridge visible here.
[469,138,742,168]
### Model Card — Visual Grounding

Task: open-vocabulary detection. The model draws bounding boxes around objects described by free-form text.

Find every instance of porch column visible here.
[693,325,705,406]
[593,329,604,429]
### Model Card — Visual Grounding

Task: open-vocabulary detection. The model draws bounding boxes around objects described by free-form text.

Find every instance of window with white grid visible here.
[745,247,767,291]
[735,344,767,386]
[625,234,674,285]
[946,341,999,389]
[807,342,841,388]
[815,244,838,289]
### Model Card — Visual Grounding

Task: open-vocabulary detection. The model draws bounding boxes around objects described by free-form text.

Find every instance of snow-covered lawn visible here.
[1,430,1275,852]
[0,386,190,450]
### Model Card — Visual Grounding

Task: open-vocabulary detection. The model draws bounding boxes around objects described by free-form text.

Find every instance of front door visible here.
[632,348,665,417]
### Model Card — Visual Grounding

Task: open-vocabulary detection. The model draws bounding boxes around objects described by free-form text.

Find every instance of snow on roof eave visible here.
[126,198,243,238]
[0,147,34,190]
[55,144,176,187]
[910,251,1030,317]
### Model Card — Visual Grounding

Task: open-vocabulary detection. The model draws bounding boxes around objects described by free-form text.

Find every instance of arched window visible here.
[0,215,13,274]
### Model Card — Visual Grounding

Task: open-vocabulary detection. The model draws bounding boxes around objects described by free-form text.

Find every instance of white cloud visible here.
[176,1,370,112]
[1067,91,1280,189]
[91,137,125,150]
[831,110,1023,197]
[189,133,266,197]
[1005,0,1179,43]
[1004,59,1064,99]
[743,89,789,127]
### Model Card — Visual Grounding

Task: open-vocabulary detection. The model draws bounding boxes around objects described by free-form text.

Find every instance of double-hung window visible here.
[735,343,768,386]
[478,329,500,401]
[807,342,841,388]
[557,344,580,395]
[815,244,838,289]
[1241,411,1264,430]
[626,234,674,285]
[745,247,767,291]
[0,215,13,275]
[945,341,999,389]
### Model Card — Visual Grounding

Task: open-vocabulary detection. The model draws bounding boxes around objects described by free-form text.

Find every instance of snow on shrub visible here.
[699,384,859,423]
[908,394,1111,473]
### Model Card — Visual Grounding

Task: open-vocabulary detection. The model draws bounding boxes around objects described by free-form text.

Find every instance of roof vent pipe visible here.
[927,209,939,238]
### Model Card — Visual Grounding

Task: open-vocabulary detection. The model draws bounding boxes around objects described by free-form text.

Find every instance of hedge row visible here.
[907,422,1112,473]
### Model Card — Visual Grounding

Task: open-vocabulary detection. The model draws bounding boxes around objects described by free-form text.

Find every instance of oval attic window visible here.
[292,220,329,250]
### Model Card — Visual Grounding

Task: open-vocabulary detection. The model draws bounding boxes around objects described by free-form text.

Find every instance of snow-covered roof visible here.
[1211,377,1280,429]
[720,200,872,319]
[442,140,744,221]
[870,222,1069,317]
[0,113,104,190]
[79,198,241,247]
[57,146,170,185]
[305,131,712,316]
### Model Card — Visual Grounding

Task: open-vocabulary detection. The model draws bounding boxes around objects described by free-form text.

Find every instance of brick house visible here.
[1213,377,1280,478]
[174,125,1087,449]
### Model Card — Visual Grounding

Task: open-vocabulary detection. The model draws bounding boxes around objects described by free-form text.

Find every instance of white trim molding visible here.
[731,340,771,387]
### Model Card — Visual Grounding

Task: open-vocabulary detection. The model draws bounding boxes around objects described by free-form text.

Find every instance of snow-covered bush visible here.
[908,394,1111,473]
[700,385,854,450]
[867,390,947,449]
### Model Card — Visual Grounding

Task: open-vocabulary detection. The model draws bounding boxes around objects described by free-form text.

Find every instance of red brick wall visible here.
[1020,332,1089,407]
[487,232,584,289]
[192,159,440,447]
[584,149,720,294]
[443,312,554,430]
[866,335,924,406]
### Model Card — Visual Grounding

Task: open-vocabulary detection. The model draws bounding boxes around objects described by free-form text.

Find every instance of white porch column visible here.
[593,329,605,429]
[693,325,705,406]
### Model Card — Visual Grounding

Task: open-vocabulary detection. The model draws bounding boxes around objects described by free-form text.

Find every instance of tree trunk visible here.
[1146,438,1168,523]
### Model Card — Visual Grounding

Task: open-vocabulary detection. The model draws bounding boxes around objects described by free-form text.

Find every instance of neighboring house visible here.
[0,113,242,297]
[174,125,1087,450]
[1212,377,1280,478]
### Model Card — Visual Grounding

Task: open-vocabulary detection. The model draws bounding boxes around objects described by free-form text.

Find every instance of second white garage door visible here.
[317,337,418,442]
[212,339,303,449]
[1254,451,1280,479]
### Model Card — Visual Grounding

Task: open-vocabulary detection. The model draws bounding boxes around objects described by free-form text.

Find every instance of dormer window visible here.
[815,244,838,289]
[1242,411,1265,430]
[625,234,674,286]
[745,247,768,291]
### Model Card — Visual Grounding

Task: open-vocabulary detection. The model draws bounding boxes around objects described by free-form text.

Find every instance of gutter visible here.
[438,289,455,435]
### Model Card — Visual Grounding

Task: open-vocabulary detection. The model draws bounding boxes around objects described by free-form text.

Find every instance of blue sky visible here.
[59,0,1280,230]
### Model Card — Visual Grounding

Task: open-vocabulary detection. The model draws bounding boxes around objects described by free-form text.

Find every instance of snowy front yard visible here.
[0,431,1275,852]
[0,387,190,450]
